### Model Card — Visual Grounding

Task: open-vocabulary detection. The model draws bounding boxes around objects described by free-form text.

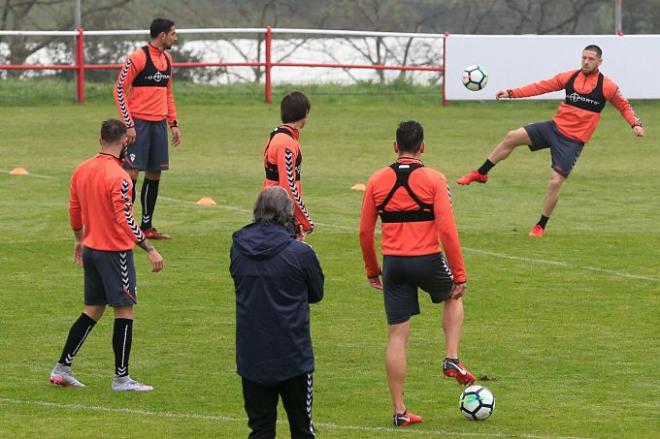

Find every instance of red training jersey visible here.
[69,153,146,251]
[509,69,641,143]
[359,157,466,283]
[113,44,178,128]
[261,125,314,233]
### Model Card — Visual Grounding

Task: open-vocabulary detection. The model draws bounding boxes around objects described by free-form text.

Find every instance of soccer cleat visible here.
[528,224,545,237]
[112,375,154,391]
[456,170,488,186]
[112,375,154,392]
[443,359,476,385]
[49,364,85,388]
[393,411,422,427]
[143,227,170,240]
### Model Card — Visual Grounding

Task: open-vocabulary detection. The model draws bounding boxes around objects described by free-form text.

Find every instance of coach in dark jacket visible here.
[230,186,324,439]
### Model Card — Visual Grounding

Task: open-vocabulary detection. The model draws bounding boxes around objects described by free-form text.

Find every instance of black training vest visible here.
[264,127,302,181]
[564,71,606,113]
[131,46,172,88]
[377,162,435,223]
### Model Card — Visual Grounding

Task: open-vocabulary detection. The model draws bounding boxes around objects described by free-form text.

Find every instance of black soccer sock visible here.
[131,179,137,204]
[58,313,97,366]
[113,318,133,377]
[140,178,160,230]
[477,159,495,175]
[445,357,460,364]
[537,215,550,229]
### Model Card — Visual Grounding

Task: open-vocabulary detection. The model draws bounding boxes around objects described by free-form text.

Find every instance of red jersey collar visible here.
[396,156,423,165]
[280,124,300,140]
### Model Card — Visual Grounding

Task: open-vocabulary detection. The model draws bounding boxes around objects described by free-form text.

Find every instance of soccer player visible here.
[49,119,164,391]
[359,121,474,428]
[231,186,324,438]
[262,91,314,237]
[114,18,182,240]
[456,44,644,237]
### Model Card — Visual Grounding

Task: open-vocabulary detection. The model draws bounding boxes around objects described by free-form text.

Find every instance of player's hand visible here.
[126,127,137,145]
[633,125,645,137]
[171,126,182,146]
[495,90,509,100]
[368,276,383,290]
[450,282,466,299]
[148,249,164,272]
[73,241,83,266]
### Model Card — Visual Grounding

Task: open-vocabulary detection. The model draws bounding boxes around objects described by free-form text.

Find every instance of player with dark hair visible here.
[261,91,314,237]
[456,45,644,237]
[360,121,474,427]
[114,18,182,240]
[49,119,164,391]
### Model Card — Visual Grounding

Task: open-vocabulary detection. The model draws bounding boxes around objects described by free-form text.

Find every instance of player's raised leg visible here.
[441,297,475,385]
[457,127,531,185]
[529,170,566,237]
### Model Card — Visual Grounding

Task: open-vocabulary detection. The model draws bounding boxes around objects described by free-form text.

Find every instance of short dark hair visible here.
[150,18,175,39]
[101,119,127,144]
[396,121,424,153]
[253,186,295,227]
[583,44,602,58]
[281,91,311,124]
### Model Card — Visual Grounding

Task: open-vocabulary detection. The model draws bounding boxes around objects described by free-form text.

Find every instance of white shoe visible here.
[112,375,154,392]
[49,364,85,388]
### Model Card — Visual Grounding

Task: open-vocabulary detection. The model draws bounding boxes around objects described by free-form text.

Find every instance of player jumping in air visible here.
[456,45,644,237]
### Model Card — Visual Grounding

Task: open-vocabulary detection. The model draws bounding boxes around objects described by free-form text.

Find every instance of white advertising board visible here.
[445,35,660,100]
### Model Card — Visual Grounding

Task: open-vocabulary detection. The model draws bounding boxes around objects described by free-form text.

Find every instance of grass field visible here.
[1,81,658,438]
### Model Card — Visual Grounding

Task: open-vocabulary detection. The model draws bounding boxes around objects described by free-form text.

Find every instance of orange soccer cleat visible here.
[456,170,488,185]
[393,410,422,427]
[443,358,476,385]
[143,227,171,240]
[528,224,545,237]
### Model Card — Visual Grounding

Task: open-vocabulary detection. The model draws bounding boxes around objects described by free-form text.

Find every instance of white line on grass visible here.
[0,397,590,439]
[158,195,658,283]
[462,247,660,282]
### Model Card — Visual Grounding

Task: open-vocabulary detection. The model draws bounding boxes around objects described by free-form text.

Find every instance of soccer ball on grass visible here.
[461,65,488,91]
[459,385,495,421]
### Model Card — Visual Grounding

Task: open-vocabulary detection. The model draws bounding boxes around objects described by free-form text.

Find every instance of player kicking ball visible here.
[457,45,644,237]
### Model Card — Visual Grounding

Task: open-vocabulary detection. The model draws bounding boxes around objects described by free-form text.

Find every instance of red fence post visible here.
[264,26,272,104]
[75,27,85,103]
[442,31,448,106]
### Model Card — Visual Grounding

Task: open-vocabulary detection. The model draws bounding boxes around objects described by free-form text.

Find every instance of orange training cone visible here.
[196,197,217,206]
[10,167,29,176]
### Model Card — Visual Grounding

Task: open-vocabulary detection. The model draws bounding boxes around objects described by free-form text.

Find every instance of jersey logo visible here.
[144,70,170,83]
[566,92,600,106]
[129,153,136,162]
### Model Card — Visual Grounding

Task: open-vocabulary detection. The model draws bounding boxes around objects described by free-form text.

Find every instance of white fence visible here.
[445,34,660,100]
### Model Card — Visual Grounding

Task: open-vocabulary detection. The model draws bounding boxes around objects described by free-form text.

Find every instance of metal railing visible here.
[0,27,447,104]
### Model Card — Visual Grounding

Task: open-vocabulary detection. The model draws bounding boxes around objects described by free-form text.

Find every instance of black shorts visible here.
[83,247,137,307]
[124,118,169,172]
[382,253,453,325]
[524,120,584,177]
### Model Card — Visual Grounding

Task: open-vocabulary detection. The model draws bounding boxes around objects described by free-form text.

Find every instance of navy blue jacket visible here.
[230,222,324,384]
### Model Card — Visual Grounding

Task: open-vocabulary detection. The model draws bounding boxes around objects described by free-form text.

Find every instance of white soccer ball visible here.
[459,385,495,421]
[461,65,488,91]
